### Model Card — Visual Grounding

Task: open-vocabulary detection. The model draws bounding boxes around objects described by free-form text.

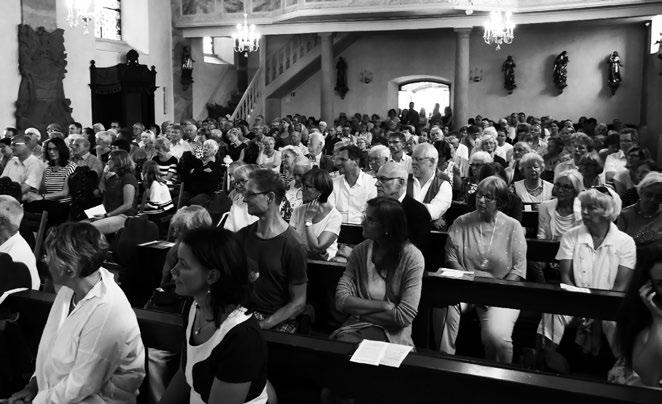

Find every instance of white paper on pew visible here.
[524,204,533,212]
[559,283,591,294]
[430,268,474,279]
[350,340,388,366]
[380,343,413,368]
[84,204,106,219]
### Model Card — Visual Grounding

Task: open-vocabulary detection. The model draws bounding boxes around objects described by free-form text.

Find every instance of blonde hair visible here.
[577,187,622,222]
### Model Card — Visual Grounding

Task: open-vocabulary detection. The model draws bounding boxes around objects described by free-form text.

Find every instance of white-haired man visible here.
[306,132,334,171]
[408,143,452,223]
[0,195,39,289]
[366,145,390,177]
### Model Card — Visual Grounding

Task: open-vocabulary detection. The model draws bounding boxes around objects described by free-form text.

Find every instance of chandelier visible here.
[232,13,261,57]
[65,0,97,34]
[483,10,515,50]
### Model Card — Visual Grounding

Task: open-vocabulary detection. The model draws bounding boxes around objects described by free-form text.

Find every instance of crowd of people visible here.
[0,104,661,402]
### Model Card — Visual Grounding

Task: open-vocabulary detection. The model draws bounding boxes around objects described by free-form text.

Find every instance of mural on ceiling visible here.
[181,0,215,14]
[224,0,245,13]
[252,0,281,12]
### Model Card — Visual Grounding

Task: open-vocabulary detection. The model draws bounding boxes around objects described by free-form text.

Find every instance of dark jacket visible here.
[401,195,433,271]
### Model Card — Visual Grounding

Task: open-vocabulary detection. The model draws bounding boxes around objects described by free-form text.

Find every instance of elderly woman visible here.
[279,145,302,187]
[480,133,507,167]
[290,168,342,261]
[367,144,390,177]
[617,172,662,248]
[160,228,269,404]
[333,197,424,345]
[91,150,139,234]
[440,176,527,363]
[553,132,594,181]
[215,163,259,232]
[537,186,635,353]
[181,139,223,207]
[24,137,76,225]
[257,136,281,172]
[139,131,158,161]
[505,141,532,183]
[537,169,583,240]
[512,152,554,206]
[9,223,144,403]
[153,137,179,184]
[284,156,312,213]
[458,151,493,202]
[578,152,604,189]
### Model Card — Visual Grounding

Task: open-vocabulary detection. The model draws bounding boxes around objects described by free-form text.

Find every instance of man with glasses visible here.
[328,145,377,224]
[71,138,103,178]
[238,169,307,333]
[376,161,431,259]
[387,132,412,174]
[408,143,452,223]
[1,134,44,200]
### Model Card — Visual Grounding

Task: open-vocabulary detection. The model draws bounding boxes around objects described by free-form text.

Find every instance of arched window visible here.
[398,81,450,120]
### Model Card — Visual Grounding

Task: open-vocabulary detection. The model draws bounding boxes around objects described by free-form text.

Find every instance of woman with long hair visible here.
[140,160,174,216]
[160,228,270,404]
[333,196,424,346]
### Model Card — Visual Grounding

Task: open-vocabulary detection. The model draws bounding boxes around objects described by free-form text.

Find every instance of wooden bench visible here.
[5,290,657,404]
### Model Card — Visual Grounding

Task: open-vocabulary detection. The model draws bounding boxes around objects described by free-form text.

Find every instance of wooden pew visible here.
[5,291,658,404]
[339,224,560,263]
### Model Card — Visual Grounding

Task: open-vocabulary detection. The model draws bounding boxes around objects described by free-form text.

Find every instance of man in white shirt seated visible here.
[168,124,192,160]
[0,195,39,289]
[306,131,334,171]
[387,132,412,174]
[495,129,513,162]
[1,134,44,201]
[603,128,637,183]
[329,145,377,224]
[407,143,452,223]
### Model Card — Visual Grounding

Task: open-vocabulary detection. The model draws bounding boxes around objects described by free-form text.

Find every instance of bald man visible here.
[0,195,39,289]
[376,162,431,263]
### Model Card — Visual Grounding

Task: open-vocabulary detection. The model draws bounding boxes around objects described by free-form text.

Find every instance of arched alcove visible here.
[388,75,451,118]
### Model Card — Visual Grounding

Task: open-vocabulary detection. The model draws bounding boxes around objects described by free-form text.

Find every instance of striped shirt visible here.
[44,162,76,202]
[152,155,178,183]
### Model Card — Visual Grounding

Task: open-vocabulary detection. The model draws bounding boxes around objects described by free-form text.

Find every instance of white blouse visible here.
[33,268,145,403]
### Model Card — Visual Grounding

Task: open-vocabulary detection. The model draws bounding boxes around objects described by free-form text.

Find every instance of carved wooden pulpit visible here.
[89,50,157,128]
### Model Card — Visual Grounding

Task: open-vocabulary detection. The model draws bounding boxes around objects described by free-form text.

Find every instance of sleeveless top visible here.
[184,305,268,404]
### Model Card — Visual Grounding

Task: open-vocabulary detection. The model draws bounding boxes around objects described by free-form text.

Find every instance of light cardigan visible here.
[335,240,424,346]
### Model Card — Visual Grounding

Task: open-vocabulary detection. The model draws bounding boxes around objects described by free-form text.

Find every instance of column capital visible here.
[453,27,473,37]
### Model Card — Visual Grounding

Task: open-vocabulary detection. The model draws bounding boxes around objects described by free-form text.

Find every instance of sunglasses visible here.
[593,185,613,198]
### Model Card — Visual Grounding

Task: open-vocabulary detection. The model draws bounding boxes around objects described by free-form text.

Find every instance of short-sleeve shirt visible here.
[290,205,342,260]
[103,173,139,215]
[181,308,267,403]
[44,162,77,202]
[238,223,308,315]
[555,222,636,290]
[1,155,44,191]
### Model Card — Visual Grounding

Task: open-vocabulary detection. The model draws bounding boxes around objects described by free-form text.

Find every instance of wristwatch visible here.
[305,220,313,227]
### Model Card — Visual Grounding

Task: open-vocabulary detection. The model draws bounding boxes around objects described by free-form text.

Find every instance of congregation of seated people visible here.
[0,107,661,403]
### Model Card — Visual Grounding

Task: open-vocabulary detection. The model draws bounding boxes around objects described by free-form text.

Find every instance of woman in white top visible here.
[140,160,174,215]
[512,152,553,206]
[256,136,281,172]
[537,186,636,352]
[9,223,145,403]
[290,168,342,260]
[537,169,583,241]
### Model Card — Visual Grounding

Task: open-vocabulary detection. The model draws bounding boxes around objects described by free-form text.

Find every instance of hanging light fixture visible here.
[65,0,97,34]
[483,10,515,50]
[232,13,261,57]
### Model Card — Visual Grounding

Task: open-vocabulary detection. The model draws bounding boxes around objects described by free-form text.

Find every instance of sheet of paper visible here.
[524,204,533,212]
[380,343,413,368]
[84,204,107,219]
[429,268,474,279]
[349,340,388,366]
[559,283,591,294]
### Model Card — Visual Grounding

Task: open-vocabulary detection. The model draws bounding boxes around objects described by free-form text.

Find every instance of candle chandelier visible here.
[232,13,261,57]
[483,10,515,50]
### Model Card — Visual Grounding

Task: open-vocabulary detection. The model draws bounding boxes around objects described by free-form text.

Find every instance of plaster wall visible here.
[0,0,22,128]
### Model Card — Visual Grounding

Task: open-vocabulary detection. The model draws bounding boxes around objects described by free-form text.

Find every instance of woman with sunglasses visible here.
[290,168,341,261]
[537,186,635,356]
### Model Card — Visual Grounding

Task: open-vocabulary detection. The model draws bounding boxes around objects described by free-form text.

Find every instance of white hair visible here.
[308,132,325,148]
[578,187,622,222]
[520,152,545,170]
[25,127,41,140]
[637,171,662,194]
[368,144,390,159]
[0,195,23,234]
[470,151,494,164]
[203,139,219,155]
[483,126,498,138]
[413,143,439,164]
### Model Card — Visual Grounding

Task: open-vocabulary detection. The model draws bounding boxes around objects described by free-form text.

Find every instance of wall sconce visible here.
[470,67,483,82]
[359,70,373,84]
[181,45,194,89]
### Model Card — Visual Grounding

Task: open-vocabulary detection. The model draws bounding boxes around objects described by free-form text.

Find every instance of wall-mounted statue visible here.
[181,46,194,89]
[335,57,348,99]
[607,51,623,95]
[553,51,569,94]
[502,55,516,94]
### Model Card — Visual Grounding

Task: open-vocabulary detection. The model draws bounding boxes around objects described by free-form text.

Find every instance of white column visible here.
[319,32,334,123]
[453,28,472,130]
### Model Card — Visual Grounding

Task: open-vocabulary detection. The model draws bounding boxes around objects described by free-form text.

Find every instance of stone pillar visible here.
[319,32,334,123]
[453,28,471,130]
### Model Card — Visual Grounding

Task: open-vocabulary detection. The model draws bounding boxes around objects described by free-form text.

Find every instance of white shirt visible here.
[410,175,452,220]
[389,153,412,174]
[495,143,513,162]
[170,140,192,160]
[0,233,39,290]
[455,143,469,161]
[556,223,636,290]
[329,171,377,224]
[603,150,627,182]
[290,205,342,259]
[1,155,45,190]
[33,268,145,403]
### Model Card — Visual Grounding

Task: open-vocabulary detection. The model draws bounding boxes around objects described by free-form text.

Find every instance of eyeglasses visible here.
[475,192,496,202]
[11,142,25,146]
[376,176,402,183]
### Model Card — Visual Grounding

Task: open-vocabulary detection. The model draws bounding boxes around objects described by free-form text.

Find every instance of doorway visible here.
[398,81,450,120]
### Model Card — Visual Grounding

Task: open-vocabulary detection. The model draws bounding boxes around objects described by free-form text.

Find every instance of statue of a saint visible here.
[553,51,569,93]
[502,56,516,94]
[607,51,623,95]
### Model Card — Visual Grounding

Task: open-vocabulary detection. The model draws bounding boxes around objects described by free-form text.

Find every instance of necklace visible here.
[193,303,215,335]
[524,180,542,193]
[478,215,498,270]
